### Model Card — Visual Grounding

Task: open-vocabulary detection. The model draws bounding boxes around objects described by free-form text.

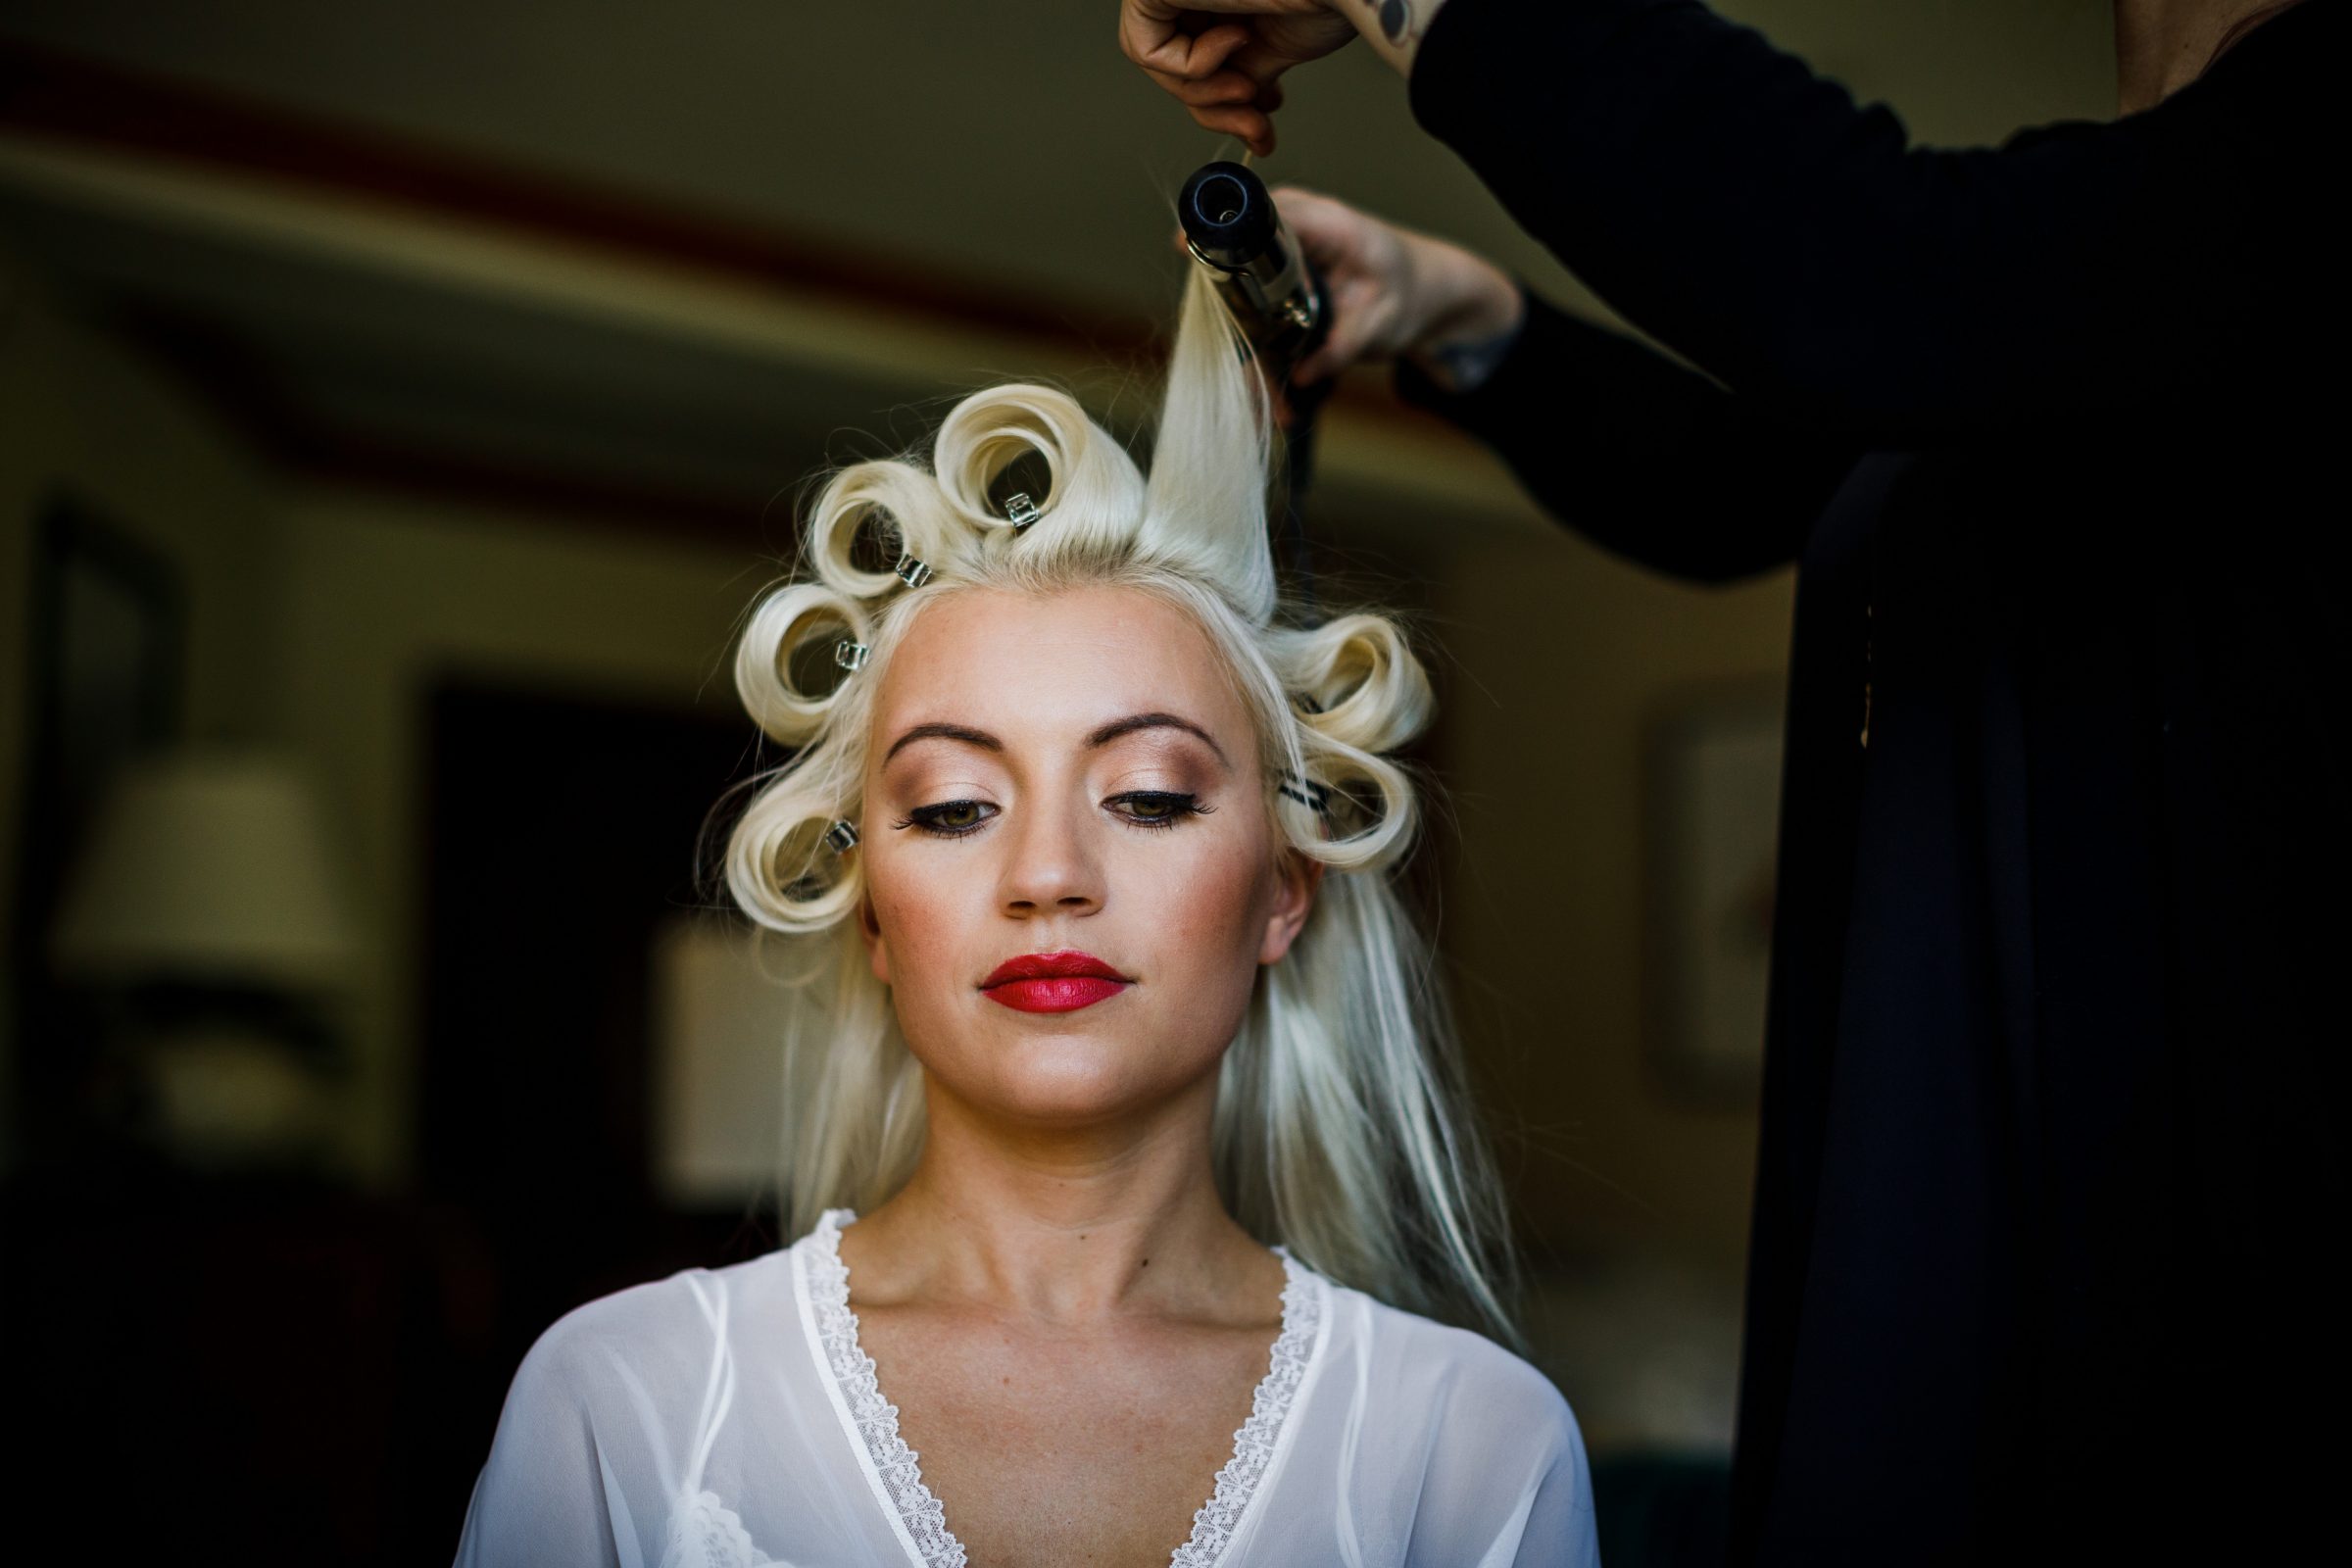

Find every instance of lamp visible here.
[51,750,359,988]
[49,750,360,1168]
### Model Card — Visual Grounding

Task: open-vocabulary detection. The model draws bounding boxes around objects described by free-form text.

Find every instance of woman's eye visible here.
[900,799,997,836]
[896,794,1206,836]
[1106,791,1206,829]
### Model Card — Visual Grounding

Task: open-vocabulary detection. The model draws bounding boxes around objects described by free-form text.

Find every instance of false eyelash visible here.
[891,793,1211,839]
[1106,790,1210,830]
[893,800,996,838]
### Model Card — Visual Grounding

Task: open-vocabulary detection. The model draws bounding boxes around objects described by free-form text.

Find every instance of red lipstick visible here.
[981,950,1132,1013]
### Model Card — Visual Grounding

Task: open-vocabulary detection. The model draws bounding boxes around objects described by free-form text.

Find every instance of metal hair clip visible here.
[1277,772,1332,814]
[834,639,871,672]
[1004,491,1043,531]
[822,818,860,853]
[893,554,933,589]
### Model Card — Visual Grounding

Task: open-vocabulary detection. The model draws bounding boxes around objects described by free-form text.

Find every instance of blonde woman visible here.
[451,263,1594,1568]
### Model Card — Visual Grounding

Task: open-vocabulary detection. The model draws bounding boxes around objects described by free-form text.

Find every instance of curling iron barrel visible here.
[1179,161,1330,374]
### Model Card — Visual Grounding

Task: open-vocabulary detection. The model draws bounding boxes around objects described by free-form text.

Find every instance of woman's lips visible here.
[981,950,1132,1013]
[988,976,1127,1012]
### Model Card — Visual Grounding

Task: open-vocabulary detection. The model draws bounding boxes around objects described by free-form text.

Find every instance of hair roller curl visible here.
[931,384,1149,553]
[1283,740,1418,874]
[808,460,969,601]
[1273,615,1435,757]
[726,784,863,936]
[734,582,872,745]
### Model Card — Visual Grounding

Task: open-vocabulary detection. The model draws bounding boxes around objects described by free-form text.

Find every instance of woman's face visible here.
[858,582,1316,1128]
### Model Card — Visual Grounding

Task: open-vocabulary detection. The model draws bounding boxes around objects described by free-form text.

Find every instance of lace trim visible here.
[660,1490,775,1568]
[1169,1245,1322,1566]
[807,1209,967,1568]
[807,1208,1321,1568]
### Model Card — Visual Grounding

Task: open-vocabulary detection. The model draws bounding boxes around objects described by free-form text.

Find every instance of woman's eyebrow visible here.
[881,713,1229,768]
[1087,711,1230,767]
[882,721,1003,765]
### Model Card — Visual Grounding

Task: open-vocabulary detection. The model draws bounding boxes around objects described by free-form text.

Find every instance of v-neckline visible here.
[794,1207,1327,1568]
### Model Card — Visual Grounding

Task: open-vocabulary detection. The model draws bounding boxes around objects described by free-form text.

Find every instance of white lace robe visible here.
[452,1210,1598,1567]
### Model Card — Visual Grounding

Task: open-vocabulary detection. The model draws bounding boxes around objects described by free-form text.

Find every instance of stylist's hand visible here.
[1120,1,1358,157]
[1209,186,1524,394]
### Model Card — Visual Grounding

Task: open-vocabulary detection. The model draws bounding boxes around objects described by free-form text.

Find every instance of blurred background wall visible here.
[0,2,2114,1559]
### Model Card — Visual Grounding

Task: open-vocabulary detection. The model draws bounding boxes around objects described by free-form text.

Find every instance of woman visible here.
[451,263,1595,1567]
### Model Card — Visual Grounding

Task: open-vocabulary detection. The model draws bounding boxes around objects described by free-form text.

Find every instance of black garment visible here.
[1393,2,2349,1561]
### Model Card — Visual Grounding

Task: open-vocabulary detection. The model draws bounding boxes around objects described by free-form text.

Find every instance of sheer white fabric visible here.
[453,1211,1598,1567]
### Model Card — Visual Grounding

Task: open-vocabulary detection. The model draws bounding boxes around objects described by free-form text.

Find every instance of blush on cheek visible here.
[1131,850,1282,1067]
[865,880,952,996]
[1158,852,1278,973]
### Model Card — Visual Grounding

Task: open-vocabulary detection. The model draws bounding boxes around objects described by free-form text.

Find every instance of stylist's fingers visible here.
[1121,2,1357,156]
[1134,58,1277,151]
[1288,306,1375,388]
[1119,7,1253,79]
[1292,275,1399,385]
[1139,62,1264,108]
[1203,8,1362,87]
[1272,186,1369,265]
[1267,186,1420,383]
[1193,104,1277,153]
[1275,185,1403,293]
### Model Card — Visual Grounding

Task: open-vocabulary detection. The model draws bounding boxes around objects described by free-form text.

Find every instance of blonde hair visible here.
[719,265,1517,1338]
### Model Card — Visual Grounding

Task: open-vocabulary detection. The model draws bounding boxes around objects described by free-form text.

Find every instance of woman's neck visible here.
[2114,0,2304,115]
[834,1071,1278,1325]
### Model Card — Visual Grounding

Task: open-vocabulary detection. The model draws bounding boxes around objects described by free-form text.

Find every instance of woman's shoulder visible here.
[1303,1274,1594,1556]
[1319,1274,1584,1452]
[512,1245,801,1403]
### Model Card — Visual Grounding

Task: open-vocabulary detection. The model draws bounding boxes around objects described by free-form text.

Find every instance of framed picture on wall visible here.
[1646,684,1786,1102]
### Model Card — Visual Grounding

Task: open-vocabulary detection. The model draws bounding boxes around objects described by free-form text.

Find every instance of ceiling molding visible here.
[0,38,1548,540]
[0,37,1152,360]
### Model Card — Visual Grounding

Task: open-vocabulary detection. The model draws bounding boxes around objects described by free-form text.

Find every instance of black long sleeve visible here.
[1400,0,2339,443]
[1394,283,1857,582]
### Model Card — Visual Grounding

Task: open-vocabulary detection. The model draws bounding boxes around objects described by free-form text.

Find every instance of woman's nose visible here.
[997,797,1103,917]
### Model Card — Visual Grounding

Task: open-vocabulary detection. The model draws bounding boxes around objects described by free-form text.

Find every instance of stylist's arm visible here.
[1126,0,2316,439]
[1246,181,1847,583]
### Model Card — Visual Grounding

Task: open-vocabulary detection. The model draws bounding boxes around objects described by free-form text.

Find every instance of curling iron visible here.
[1179,160,1331,379]
[1177,159,1333,601]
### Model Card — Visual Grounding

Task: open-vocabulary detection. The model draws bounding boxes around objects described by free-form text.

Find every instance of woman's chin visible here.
[939,1032,1213,1128]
